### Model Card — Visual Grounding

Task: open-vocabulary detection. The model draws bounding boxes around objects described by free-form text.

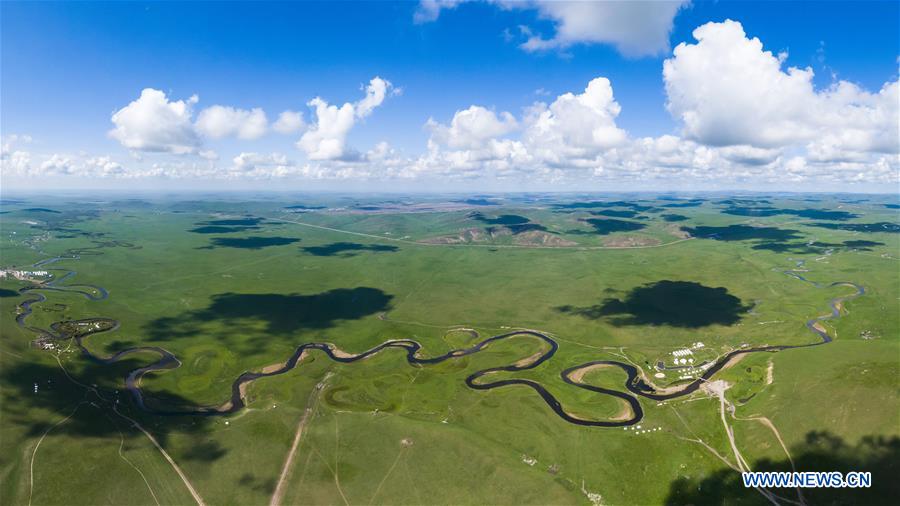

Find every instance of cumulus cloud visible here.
[420,77,628,176]
[227,152,298,178]
[109,91,306,154]
[109,88,201,154]
[1,134,33,175]
[518,0,688,57]
[83,156,126,177]
[426,106,518,150]
[20,20,898,189]
[522,77,627,163]
[195,105,268,140]
[4,153,126,178]
[2,134,32,153]
[298,77,394,160]
[356,77,393,117]
[664,19,899,161]
[273,110,305,134]
[415,0,687,57]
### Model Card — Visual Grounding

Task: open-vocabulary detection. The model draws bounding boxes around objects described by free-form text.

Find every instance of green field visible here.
[1,193,898,505]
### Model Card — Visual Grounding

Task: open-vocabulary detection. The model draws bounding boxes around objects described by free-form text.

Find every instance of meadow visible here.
[1,192,897,505]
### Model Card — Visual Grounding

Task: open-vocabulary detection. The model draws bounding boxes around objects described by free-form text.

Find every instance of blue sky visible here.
[2,1,898,191]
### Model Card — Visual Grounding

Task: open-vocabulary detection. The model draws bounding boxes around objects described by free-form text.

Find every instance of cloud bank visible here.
[5,21,898,191]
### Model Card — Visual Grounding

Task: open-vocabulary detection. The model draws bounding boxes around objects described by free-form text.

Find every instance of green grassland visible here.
[1,193,898,505]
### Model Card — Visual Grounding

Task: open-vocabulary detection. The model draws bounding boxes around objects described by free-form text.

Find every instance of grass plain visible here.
[0,192,898,505]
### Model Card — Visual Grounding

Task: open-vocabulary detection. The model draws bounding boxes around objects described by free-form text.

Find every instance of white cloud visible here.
[109,88,201,154]
[273,110,305,134]
[408,63,897,188]
[1,153,31,177]
[298,99,357,160]
[0,134,33,176]
[298,77,394,160]
[356,77,393,118]
[11,153,125,178]
[664,19,899,162]
[2,134,32,153]
[419,77,628,177]
[518,0,688,57]
[195,105,268,140]
[413,0,464,23]
[16,20,898,190]
[84,156,126,177]
[198,149,219,161]
[39,154,78,175]
[232,151,288,170]
[365,141,398,163]
[426,106,518,150]
[230,152,294,178]
[109,91,305,155]
[522,77,627,163]
[415,0,687,57]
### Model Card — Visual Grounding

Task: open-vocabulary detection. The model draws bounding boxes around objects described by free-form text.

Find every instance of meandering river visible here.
[15,245,863,428]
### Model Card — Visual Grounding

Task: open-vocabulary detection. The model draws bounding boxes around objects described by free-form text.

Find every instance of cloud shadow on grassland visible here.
[577,218,645,235]
[0,360,224,453]
[190,225,261,234]
[198,236,300,249]
[591,209,640,218]
[722,206,859,221]
[145,287,393,347]
[556,280,751,328]
[665,431,899,505]
[682,225,802,242]
[468,211,550,235]
[809,222,900,233]
[752,239,885,254]
[469,212,530,225]
[302,242,399,257]
[200,218,265,226]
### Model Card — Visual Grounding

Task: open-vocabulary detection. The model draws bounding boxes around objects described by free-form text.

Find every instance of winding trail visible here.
[15,243,864,430]
[269,372,332,506]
